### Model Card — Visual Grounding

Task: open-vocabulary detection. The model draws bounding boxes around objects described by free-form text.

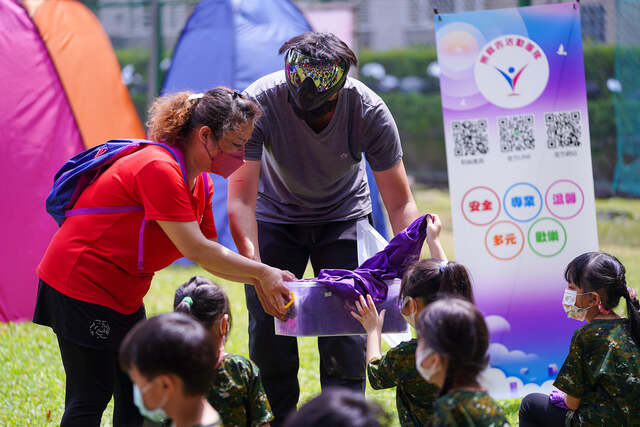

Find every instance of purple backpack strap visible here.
[137,217,147,270]
[133,143,191,271]
[137,146,212,271]
[65,141,194,271]
[202,172,210,196]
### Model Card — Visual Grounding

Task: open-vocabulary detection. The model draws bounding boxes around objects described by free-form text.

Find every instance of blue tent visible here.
[162,0,389,255]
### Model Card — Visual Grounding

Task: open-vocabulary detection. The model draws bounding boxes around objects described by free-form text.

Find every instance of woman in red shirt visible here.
[34,88,294,427]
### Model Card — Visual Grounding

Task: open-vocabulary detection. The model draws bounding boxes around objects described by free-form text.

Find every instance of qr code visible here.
[498,114,535,152]
[452,119,489,157]
[545,111,582,148]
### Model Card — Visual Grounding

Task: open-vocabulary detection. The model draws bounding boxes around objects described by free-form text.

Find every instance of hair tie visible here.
[187,93,204,101]
[181,296,194,307]
[439,260,448,273]
[627,286,638,300]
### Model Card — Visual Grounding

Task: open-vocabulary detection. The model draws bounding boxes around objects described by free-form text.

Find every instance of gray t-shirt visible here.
[244,70,402,224]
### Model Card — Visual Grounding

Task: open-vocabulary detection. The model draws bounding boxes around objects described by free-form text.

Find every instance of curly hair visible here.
[146,87,262,146]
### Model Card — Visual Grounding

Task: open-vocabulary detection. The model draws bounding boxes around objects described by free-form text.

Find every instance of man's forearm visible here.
[387,201,420,236]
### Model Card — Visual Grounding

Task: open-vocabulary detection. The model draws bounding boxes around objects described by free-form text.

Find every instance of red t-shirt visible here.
[38,145,216,314]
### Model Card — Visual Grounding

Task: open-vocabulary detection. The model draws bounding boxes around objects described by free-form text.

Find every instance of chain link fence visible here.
[612,0,640,196]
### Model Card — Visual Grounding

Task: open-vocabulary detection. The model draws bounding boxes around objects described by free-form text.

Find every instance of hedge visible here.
[114,44,621,184]
[358,44,619,184]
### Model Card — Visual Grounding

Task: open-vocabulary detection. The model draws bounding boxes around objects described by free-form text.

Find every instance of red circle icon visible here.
[461,186,501,226]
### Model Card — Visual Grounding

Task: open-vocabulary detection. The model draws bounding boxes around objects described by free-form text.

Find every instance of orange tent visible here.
[23,0,145,148]
[0,0,144,321]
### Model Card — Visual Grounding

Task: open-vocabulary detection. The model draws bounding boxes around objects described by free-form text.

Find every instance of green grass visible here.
[1,187,639,426]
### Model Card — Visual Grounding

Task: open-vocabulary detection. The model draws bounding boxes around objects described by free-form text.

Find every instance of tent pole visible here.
[147,0,160,106]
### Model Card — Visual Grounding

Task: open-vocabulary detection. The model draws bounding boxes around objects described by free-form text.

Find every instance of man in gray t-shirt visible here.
[228,32,419,426]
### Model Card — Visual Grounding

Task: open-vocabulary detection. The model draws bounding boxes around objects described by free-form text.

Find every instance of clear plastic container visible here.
[275,278,408,336]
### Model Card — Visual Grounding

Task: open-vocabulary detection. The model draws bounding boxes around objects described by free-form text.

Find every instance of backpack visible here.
[45,138,210,270]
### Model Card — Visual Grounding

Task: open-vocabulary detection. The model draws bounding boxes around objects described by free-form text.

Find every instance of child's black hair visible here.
[174,276,232,332]
[399,258,475,306]
[119,312,218,396]
[416,297,489,395]
[565,251,640,347]
[282,387,390,427]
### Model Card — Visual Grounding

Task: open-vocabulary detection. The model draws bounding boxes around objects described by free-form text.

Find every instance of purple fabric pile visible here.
[310,214,432,303]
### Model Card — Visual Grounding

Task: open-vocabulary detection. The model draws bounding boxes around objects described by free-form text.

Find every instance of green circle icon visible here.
[527,217,567,258]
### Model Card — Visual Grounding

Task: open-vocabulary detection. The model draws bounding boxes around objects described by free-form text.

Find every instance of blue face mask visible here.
[133,378,168,422]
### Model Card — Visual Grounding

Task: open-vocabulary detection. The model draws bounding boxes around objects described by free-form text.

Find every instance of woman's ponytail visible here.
[146,91,199,145]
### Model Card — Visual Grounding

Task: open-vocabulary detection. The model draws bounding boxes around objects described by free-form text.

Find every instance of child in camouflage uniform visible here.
[415,297,510,427]
[120,313,223,427]
[175,276,274,427]
[351,214,475,427]
[519,252,640,426]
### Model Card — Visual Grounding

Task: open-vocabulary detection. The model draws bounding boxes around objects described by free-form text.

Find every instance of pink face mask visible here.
[210,150,245,178]
[203,139,245,178]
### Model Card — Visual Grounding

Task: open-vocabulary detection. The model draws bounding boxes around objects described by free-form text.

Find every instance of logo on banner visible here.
[474,35,549,109]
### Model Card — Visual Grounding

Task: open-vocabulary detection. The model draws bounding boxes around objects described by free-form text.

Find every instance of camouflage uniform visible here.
[367,339,440,426]
[207,353,274,427]
[431,390,510,427]
[554,318,640,426]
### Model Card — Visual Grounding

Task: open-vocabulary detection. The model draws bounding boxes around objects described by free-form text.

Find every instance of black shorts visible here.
[33,279,145,351]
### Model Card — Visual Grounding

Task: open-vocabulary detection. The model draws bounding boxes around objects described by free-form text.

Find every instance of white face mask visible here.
[401,296,416,328]
[562,289,596,322]
[415,344,440,382]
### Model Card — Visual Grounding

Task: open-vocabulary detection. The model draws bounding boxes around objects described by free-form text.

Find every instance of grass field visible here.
[1,187,639,426]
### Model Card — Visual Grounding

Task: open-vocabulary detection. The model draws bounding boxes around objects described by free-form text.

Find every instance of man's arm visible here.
[227,160,261,261]
[372,160,420,235]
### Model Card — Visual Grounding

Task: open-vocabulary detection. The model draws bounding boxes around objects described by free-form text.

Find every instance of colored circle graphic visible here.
[484,220,525,261]
[527,217,567,258]
[503,182,543,223]
[545,179,585,220]
[474,35,549,109]
[461,186,501,226]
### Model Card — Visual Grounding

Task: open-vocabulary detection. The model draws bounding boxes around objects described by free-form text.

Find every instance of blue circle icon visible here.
[503,182,543,222]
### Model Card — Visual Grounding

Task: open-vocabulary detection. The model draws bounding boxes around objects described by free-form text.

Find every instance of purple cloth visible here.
[549,389,569,410]
[310,214,432,303]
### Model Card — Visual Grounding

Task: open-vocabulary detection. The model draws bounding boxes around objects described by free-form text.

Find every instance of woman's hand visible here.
[254,266,296,321]
[351,294,386,334]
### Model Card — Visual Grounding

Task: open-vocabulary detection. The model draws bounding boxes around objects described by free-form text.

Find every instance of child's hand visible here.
[426,213,442,243]
[426,214,448,261]
[351,294,386,334]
